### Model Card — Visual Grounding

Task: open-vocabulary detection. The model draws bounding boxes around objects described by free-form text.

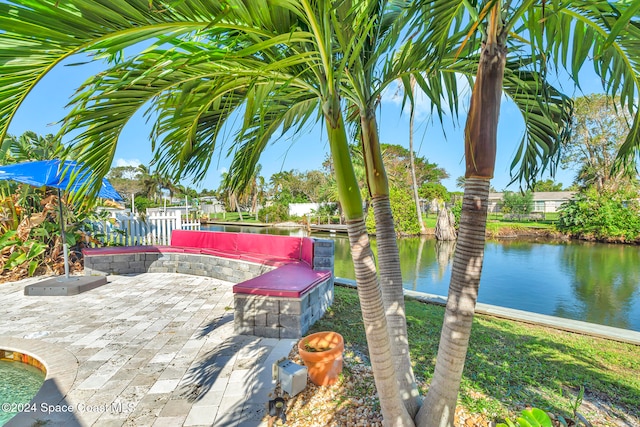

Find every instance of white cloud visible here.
[381,81,404,106]
[114,158,142,168]
[219,167,228,175]
[381,75,473,121]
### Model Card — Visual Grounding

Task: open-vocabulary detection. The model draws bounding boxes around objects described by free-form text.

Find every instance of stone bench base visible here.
[233,276,334,339]
[85,252,272,283]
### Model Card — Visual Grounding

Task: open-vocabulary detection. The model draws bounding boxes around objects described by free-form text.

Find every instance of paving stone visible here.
[184,405,219,426]
[159,398,192,417]
[148,379,181,394]
[152,416,185,427]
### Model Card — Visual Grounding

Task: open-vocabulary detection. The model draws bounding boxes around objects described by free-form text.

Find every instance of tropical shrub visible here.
[0,230,47,277]
[366,187,420,235]
[133,196,159,212]
[497,404,593,427]
[312,203,337,217]
[450,198,463,228]
[0,185,112,281]
[419,182,449,202]
[258,203,289,223]
[557,188,640,242]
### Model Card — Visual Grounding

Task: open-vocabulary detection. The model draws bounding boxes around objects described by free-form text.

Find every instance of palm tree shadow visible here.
[178,321,292,427]
[195,313,234,339]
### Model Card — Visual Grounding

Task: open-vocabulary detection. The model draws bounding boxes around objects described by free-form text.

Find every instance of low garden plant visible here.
[0,184,112,282]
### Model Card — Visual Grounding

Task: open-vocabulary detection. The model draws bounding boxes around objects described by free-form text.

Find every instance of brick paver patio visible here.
[0,273,294,427]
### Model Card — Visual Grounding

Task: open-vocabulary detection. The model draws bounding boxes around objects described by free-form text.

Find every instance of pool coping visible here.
[0,337,78,426]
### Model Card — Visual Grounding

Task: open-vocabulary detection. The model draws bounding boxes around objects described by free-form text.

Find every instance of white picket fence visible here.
[89,211,200,246]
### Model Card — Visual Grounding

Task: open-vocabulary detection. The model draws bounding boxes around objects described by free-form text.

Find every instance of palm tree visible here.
[1,131,63,164]
[245,164,265,220]
[0,5,418,413]
[2,1,640,426]
[409,2,640,425]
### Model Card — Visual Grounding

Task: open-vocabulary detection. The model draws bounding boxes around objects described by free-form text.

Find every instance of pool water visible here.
[0,360,45,426]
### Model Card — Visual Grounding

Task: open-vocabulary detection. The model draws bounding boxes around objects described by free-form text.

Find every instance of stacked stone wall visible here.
[84,252,272,282]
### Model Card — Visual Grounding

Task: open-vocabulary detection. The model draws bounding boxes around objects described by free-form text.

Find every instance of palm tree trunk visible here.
[409,77,427,235]
[417,178,490,427]
[418,7,506,424]
[326,105,413,426]
[362,113,420,416]
[346,218,414,427]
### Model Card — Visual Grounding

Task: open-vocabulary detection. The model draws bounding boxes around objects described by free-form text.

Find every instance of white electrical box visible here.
[274,359,307,397]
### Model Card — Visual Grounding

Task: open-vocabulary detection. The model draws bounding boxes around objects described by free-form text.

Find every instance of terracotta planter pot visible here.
[297,331,344,386]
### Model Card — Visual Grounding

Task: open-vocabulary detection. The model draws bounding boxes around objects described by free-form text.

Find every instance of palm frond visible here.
[521,0,640,177]
[225,85,321,193]
[502,59,573,186]
[0,0,227,141]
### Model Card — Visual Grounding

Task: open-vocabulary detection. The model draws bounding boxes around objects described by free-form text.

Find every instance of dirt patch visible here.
[0,259,82,284]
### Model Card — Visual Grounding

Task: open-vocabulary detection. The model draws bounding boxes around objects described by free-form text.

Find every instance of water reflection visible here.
[329,234,640,332]
[202,225,640,331]
[434,240,455,283]
[556,243,640,330]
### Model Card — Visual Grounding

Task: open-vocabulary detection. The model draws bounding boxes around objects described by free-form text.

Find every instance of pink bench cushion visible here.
[236,233,302,259]
[84,231,318,272]
[171,230,304,261]
[238,253,298,267]
[232,263,331,298]
[200,248,241,259]
[171,230,239,252]
[301,237,313,266]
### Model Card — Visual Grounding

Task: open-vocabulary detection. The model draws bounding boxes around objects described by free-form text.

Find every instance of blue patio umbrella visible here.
[0,159,123,280]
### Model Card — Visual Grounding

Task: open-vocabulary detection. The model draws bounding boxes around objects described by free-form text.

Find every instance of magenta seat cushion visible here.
[212,232,239,251]
[169,231,305,262]
[238,253,297,267]
[236,233,302,259]
[232,263,331,298]
[181,247,203,254]
[171,230,215,248]
[301,237,313,266]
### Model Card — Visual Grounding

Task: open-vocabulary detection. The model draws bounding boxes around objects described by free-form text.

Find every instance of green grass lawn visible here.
[211,212,560,234]
[205,212,261,223]
[310,286,640,421]
[424,213,558,232]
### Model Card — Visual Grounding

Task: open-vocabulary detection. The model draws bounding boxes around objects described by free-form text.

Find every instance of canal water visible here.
[203,225,640,332]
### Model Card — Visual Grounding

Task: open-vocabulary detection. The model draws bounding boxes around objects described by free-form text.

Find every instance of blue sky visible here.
[7,55,603,193]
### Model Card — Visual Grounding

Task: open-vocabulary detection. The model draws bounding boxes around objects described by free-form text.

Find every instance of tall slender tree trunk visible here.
[325,100,413,426]
[409,77,427,235]
[230,193,243,221]
[362,113,420,417]
[417,178,490,427]
[418,6,506,425]
[346,218,414,427]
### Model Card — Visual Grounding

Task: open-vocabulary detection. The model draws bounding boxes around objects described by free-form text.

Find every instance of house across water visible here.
[488,191,576,214]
